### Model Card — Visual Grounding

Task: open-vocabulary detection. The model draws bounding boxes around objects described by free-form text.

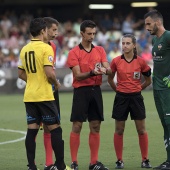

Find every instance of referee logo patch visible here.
[133,72,140,79]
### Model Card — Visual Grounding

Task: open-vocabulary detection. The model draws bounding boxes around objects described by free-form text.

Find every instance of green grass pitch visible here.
[0,91,166,169]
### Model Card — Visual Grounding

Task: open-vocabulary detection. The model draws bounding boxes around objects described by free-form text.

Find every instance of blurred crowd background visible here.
[0,7,163,69]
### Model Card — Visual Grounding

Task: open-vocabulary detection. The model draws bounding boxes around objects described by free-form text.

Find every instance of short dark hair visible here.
[80,20,96,32]
[43,17,59,28]
[29,18,46,37]
[144,10,163,22]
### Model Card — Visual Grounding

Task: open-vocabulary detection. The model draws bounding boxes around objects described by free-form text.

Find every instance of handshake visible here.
[163,75,170,88]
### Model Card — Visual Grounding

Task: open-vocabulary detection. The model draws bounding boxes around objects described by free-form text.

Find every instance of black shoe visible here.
[44,164,57,170]
[71,161,78,170]
[153,161,170,169]
[141,159,152,168]
[115,160,124,169]
[89,161,109,170]
[44,165,58,170]
[161,162,170,170]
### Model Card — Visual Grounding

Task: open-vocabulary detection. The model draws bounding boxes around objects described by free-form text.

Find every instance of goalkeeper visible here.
[144,10,170,170]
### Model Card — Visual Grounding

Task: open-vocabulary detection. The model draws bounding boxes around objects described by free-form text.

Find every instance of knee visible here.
[115,128,124,135]
[137,129,146,135]
[90,121,101,133]
[43,124,50,133]
[72,122,82,134]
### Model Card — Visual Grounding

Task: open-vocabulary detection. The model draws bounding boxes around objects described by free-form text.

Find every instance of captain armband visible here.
[142,69,151,77]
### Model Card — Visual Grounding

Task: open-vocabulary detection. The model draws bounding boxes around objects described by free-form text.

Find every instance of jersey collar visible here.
[79,43,95,50]
[31,39,41,41]
[121,54,137,63]
[121,54,137,59]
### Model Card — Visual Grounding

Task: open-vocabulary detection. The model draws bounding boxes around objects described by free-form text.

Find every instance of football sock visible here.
[161,122,170,161]
[166,125,170,161]
[44,132,53,166]
[50,127,66,170]
[114,133,123,161]
[25,129,39,169]
[70,132,80,163]
[89,132,100,165]
[138,132,148,160]
[162,123,169,147]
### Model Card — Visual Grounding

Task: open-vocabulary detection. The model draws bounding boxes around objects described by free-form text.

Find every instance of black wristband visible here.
[89,70,96,77]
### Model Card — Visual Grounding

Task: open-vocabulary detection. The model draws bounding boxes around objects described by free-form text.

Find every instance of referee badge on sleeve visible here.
[133,72,140,79]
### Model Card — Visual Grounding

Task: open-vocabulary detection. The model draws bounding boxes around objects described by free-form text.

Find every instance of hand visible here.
[55,80,61,90]
[94,63,101,71]
[163,75,170,88]
[53,79,61,91]
[99,67,106,74]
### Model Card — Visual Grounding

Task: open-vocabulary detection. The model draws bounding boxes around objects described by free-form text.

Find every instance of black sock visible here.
[50,127,66,170]
[25,129,38,169]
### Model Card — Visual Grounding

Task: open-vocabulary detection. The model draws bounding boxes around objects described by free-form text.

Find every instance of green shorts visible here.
[153,89,170,125]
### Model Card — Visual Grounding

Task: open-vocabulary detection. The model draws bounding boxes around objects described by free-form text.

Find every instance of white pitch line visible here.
[0,128,26,145]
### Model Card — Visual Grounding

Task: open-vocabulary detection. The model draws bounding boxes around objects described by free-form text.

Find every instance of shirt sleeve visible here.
[110,58,117,72]
[166,31,170,44]
[43,45,54,67]
[67,50,79,68]
[100,47,108,62]
[140,58,151,75]
[18,49,24,70]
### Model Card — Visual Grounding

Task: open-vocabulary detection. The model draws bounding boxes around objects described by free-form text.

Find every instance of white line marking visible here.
[0,128,26,145]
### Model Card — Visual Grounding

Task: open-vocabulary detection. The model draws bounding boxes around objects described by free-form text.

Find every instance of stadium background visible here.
[0,0,169,93]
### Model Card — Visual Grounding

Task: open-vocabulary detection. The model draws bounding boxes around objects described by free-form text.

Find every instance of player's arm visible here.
[101,62,112,75]
[108,72,116,91]
[141,69,151,90]
[44,66,60,90]
[72,65,104,81]
[18,68,27,82]
[141,75,151,90]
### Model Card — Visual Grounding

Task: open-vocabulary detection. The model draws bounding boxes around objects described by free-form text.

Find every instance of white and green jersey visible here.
[152,30,170,90]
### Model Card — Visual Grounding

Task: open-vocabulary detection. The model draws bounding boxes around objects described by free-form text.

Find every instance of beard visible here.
[150,23,158,35]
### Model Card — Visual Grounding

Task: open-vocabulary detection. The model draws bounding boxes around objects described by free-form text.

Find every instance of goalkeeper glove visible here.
[163,75,170,88]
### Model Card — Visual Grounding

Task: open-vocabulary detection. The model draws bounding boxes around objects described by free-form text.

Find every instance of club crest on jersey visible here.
[133,72,140,79]
[48,56,53,62]
[158,44,162,50]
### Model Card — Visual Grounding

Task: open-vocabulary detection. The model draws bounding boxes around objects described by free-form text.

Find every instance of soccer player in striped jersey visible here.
[18,17,70,170]
[108,34,152,169]
[144,10,170,170]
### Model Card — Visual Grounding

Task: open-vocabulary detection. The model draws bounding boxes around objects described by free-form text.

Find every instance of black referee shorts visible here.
[112,92,146,121]
[70,86,104,122]
[25,101,60,125]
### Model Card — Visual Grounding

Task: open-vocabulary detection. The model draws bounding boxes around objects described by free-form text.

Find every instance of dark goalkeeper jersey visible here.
[152,30,170,90]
